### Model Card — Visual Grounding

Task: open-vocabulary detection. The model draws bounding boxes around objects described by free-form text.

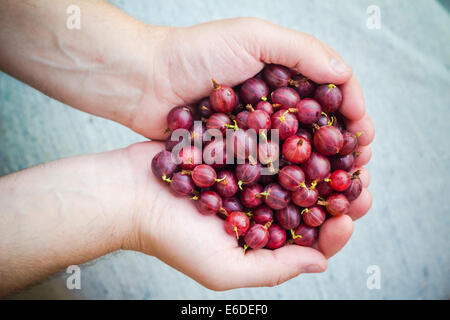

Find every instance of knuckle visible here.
[302,33,319,47]
[233,17,268,29]
[268,273,287,287]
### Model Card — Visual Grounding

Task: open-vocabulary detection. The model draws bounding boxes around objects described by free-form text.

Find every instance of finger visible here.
[347,188,373,220]
[352,167,370,188]
[224,245,327,289]
[243,18,352,84]
[318,215,354,258]
[339,75,366,120]
[345,114,375,146]
[354,145,372,167]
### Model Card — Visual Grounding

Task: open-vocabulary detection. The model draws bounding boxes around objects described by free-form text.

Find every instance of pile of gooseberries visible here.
[151,64,364,253]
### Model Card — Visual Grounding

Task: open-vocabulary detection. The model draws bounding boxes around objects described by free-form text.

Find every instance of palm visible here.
[127,141,354,290]
[141,173,329,290]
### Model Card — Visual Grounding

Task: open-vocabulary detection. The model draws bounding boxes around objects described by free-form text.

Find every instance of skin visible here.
[0,0,374,296]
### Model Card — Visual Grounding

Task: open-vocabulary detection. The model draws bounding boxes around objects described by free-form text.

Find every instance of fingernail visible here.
[330,57,350,74]
[302,264,323,273]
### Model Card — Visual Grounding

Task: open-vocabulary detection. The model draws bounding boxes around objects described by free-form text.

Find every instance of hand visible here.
[131,18,373,142]
[124,140,371,290]
[124,18,374,289]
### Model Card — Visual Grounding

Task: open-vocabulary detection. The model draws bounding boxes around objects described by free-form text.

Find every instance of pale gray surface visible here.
[1,0,449,300]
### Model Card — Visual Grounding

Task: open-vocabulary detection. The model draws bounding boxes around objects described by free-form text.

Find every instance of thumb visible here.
[237,17,353,84]
[224,244,327,289]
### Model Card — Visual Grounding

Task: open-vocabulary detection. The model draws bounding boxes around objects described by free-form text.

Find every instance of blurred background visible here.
[1,0,449,299]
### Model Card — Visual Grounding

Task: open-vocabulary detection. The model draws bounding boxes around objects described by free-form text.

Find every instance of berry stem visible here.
[290,228,303,239]
[234,226,239,240]
[211,78,221,90]
[280,110,290,122]
[256,191,270,200]
[225,119,239,131]
[260,130,268,143]
[351,170,361,179]
[245,104,255,112]
[267,162,278,174]
[288,79,299,87]
[329,115,335,126]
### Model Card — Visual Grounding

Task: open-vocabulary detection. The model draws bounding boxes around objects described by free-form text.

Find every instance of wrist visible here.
[0,0,170,138]
[118,141,168,255]
[95,22,171,131]
[87,148,141,254]
[124,24,173,137]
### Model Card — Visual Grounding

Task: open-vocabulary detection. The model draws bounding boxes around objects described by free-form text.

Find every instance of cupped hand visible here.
[132,18,373,142]
[116,18,374,290]
[123,140,370,290]
[132,18,374,220]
